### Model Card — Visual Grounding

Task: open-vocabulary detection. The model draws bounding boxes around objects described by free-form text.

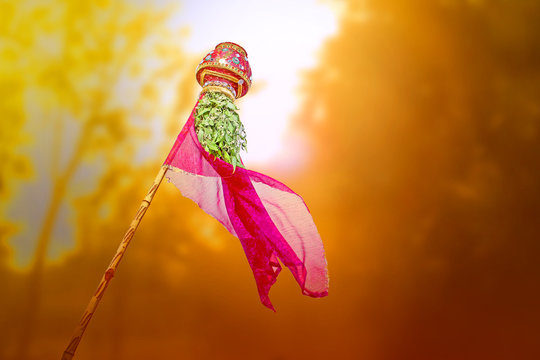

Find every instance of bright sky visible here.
[169,0,339,165]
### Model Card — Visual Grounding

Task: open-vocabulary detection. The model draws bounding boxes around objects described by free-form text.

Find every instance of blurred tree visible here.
[0,1,193,359]
[0,0,34,268]
[296,1,540,359]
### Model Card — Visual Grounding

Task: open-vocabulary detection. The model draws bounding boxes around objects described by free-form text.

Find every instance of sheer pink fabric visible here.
[164,95,329,310]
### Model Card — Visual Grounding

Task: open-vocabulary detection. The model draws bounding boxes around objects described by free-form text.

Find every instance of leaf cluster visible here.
[194,91,247,170]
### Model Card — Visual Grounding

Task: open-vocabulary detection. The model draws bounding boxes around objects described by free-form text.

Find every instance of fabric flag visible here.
[164,42,329,310]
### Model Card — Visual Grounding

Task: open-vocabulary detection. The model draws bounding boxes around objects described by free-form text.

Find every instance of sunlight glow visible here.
[168,0,339,166]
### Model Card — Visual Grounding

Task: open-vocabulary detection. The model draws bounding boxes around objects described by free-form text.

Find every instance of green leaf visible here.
[207,141,218,151]
[236,154,244,167]
[198,107,210,116]
[194,91,248,167]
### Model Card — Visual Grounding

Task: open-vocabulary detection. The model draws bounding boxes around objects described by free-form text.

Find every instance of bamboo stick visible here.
[62,165,168,360]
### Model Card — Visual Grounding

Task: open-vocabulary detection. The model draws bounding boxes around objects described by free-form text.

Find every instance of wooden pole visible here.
[62,165,168,360]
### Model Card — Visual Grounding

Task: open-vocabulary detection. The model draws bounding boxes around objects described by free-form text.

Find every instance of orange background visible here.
[2,1,540,359]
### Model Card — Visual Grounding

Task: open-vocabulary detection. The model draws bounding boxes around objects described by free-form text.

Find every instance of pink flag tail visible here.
[164,95,328,310]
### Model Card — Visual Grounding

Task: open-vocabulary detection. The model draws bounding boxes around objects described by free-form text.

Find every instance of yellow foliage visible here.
[0,1,198,358]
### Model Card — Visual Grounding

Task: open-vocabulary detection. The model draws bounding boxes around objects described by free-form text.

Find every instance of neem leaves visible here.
[194,91,247,171]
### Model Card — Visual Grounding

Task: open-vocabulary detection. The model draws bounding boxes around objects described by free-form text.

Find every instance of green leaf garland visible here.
[194,91,247,171]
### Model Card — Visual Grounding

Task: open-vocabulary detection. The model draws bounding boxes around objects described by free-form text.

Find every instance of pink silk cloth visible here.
[164,94,329,310]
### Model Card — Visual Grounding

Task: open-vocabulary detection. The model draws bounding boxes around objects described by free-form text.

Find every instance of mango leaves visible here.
[194,91,247,171]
